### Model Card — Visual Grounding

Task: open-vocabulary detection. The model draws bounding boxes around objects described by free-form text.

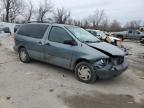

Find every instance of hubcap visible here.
[78,65,91,81]
[20,51,27,61]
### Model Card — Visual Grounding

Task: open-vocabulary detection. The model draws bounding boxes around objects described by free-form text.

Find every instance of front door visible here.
[44,26,76,69]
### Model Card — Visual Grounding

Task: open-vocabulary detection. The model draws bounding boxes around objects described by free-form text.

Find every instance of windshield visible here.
[66,26,100,43]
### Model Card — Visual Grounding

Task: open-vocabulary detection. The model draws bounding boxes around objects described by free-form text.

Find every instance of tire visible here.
[75,62,97,83]
[18,48,31,63]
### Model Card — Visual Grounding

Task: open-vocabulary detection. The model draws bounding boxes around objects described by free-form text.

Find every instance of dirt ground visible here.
[0,36,144,108]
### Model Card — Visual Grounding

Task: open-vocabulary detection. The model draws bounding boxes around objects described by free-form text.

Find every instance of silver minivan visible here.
[14,23,128,83]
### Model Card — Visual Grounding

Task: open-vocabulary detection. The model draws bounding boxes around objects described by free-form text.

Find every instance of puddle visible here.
[62,94,144,108]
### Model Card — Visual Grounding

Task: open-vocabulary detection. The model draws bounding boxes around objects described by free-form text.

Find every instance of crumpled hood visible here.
[87,42,125,56]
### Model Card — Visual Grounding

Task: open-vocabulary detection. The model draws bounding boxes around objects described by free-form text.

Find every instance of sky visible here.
[34,0,144,24]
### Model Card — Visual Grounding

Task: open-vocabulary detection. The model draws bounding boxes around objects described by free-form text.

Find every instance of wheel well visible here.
[18,46,25,52]
[74,58,89,68]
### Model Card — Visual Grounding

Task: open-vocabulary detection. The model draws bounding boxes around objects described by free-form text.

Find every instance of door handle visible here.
[45,43,51,46]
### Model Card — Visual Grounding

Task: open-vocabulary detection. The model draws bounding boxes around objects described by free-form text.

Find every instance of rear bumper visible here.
[94,60,128,79]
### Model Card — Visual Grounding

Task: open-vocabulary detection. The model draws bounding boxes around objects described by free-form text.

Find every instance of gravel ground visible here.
[0,36,144,108]
[123,40,144,71]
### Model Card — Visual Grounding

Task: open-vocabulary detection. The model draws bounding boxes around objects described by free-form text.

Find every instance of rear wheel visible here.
[75,62,97,83]
[19,48,31,63]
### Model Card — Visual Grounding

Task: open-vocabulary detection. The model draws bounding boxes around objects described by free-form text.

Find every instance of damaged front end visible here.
[93,56,128,79]
[86,42,128,79]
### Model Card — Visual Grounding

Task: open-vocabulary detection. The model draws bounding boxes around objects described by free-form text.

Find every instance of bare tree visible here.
[100,17,109,31]
[109,20,122,32]
[124,20,141,29]
[25,0,34,22]
[83,20,90,29]
[73,20,78,26]
[67,18,73,25]
[0,0,24,22]
[72,20,83,27]
[10,0,25,23]
[37,0,53,22]
[53,8,71,24]
[90,9,106,29]
[0,0,12,22]
[0,1,2,13]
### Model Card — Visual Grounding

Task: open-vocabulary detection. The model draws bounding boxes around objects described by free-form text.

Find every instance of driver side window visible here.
[48,26,73,43]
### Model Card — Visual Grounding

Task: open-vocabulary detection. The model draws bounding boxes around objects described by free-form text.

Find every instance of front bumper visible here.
[94,60,128,79]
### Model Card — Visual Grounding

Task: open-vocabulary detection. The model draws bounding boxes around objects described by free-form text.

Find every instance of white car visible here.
[86,29,121,46]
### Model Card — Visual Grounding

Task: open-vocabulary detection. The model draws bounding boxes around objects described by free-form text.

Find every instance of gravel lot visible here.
[0,36,144,108]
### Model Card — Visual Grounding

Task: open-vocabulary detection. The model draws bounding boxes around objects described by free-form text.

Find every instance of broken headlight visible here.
[93,58,109,69]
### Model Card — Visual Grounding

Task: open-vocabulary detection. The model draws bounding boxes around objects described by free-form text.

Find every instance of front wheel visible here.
[75,62,97,83]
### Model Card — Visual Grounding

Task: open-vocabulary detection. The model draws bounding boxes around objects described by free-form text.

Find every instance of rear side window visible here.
[17,24,48,39]
[49,26,72,43]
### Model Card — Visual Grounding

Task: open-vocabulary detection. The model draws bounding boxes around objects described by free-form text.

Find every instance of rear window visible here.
[17,24,49,39]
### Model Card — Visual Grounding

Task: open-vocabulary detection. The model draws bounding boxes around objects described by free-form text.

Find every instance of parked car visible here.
[114,30,144,40]
[86,29,122,46]
[14,24,21,33]
[11,23,128,83]
[3,27,11,34]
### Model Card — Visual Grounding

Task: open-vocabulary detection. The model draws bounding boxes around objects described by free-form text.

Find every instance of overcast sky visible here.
[34,0,144,24]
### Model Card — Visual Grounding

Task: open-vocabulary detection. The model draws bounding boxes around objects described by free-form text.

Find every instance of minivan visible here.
[13,23,128,83]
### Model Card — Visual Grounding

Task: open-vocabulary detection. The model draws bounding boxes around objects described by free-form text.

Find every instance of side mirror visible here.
[3,27,11,34]
[64,40,77,46]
